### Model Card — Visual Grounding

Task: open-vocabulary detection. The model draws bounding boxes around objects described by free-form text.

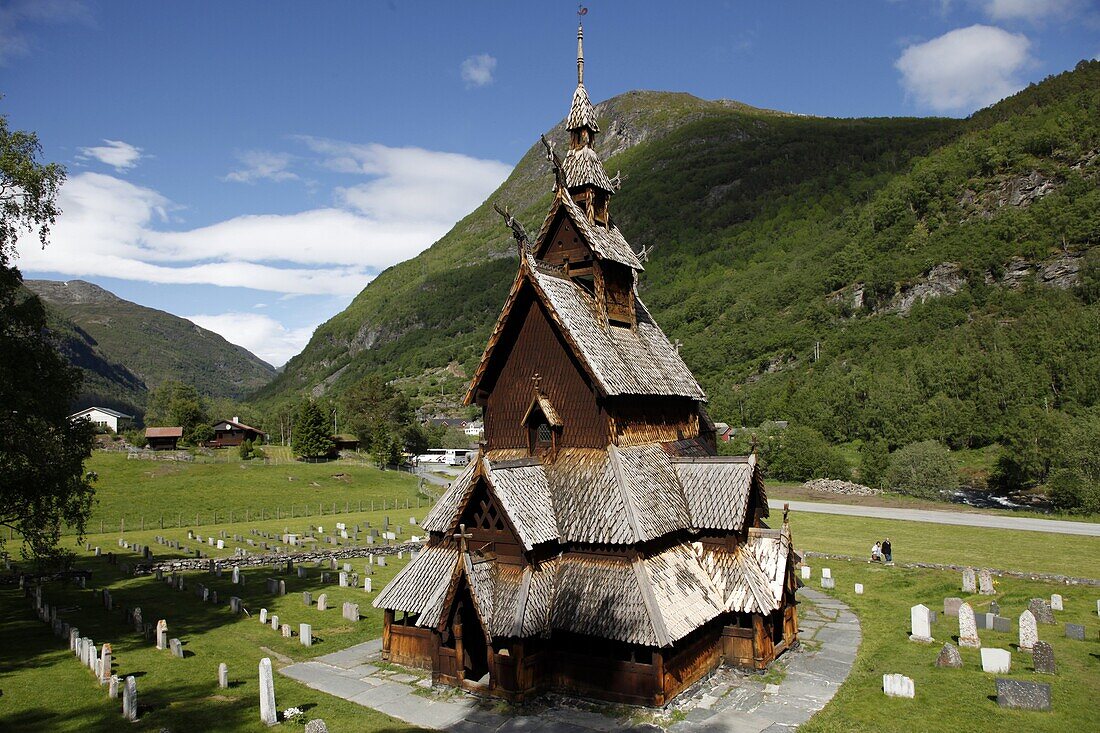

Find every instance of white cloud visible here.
[223,150,298,183]
[16,141,511,297]
[981,0,1081,22]
[0,0,92,65]
[183,312,316,367]
[460,53,497,87]
[77,139,144,171]
[895,25,1033,113]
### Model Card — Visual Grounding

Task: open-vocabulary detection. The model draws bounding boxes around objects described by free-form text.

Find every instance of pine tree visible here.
[292,400,333,460]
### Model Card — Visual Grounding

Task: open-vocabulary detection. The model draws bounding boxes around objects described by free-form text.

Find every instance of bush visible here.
[1048,470,1100,514]
[762,425,851,482]
[885,440,959,498]
[238,439,253,460]
[858,439,889,490]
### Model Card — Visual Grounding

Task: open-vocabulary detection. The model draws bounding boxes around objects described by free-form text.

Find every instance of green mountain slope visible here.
[27,279,276,416]
[256,62,1100,458]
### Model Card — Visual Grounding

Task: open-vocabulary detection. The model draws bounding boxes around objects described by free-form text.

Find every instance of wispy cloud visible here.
[223,150,298,184]
[460,53,497,88]
[16,141,511,298]
[0,0,92,65]
[980,0,1083,23]
[896,25,1033,113]
[77,139,144,171]
[183,312,317,367]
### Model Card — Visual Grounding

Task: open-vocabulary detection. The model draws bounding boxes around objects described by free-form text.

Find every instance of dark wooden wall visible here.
[483,291,609,451]
[599,261,635,327]
[538,213,591,267]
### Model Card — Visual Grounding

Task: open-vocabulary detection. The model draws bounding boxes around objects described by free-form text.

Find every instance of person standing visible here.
[882,537,892,563]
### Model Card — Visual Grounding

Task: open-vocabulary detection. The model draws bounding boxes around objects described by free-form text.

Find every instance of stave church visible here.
[374,23,800,707]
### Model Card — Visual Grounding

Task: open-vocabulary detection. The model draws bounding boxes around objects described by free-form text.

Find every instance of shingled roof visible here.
[564,146,616,192]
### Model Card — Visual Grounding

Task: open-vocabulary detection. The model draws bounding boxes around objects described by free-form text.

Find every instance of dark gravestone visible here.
[989,600,1000,615]
[1065,623,1085,641]
[976,613,994,630]
[944,597,963,617]
[992,616,1012,633]
[935,642,963,668]
[1032,641,1055,674]
[995,678,1051,711]
[1028,598,1056,625]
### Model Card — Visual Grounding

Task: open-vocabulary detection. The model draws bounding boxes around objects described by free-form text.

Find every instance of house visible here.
[331,434,360,452]
[713,421,734,442]
[209,417,266,447]
[144,427,183,450]
[374,25,799,708]
[69,406,133,433]
[463,421,484,437]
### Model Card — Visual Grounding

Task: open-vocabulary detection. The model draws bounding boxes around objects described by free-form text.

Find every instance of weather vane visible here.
[578,4,588,19]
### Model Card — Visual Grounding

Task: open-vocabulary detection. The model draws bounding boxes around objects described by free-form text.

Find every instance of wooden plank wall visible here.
[539,214,591,267]
[484,294,609,451]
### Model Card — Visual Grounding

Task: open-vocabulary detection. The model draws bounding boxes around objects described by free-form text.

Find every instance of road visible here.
[769,499,1100,537]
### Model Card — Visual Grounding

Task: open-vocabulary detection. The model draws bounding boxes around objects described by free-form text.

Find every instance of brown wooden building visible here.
[374,25,799,707]
[209,417,266,448]
[144,426,183,450]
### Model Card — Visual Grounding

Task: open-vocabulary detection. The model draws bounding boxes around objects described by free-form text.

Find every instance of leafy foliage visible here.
[146,380,211,446]
[885,440,959,498]
[292,400,334,460]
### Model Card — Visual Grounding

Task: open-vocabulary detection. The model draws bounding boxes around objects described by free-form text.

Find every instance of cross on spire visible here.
[453,523,473,554]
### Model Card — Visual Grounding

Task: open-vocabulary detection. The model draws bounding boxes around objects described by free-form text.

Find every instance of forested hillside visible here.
[28,279,276,417]
[255,61,1100,499]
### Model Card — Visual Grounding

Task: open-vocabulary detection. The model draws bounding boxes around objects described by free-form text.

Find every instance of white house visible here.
[463,421,484,437]
[69,406,134,433]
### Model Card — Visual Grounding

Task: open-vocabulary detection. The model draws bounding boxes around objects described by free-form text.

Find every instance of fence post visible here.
[141,516,144,531]
[120,518,124,534]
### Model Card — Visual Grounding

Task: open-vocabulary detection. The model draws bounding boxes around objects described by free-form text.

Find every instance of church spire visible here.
[577,23,584,85]
[563,21,616,223]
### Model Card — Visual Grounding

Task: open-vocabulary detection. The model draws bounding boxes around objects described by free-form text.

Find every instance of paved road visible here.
[769,499,1100,537]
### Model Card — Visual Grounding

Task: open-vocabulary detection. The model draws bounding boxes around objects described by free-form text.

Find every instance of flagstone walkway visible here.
[278,587,858,732]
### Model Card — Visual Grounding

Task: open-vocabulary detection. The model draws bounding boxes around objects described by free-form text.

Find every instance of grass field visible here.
[799,559,1100,733]
[72,452,425,534]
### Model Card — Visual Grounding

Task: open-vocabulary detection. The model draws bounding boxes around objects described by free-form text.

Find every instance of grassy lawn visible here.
[801,559,1100,733]
[787,511,1100,578]
[76,452,424,534]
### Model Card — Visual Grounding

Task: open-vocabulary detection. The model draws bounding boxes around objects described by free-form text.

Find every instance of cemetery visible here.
[2,496,1098,731]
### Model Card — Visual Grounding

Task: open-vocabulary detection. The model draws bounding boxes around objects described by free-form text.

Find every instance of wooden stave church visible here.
[374,24,800,707]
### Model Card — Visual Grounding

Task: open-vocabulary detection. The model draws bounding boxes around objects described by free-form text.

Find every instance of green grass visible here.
[801,559,1100,733]
[77,451,424,535]
[787,511,1100,578]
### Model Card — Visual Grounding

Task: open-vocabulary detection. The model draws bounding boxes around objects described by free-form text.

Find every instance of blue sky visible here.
[5,0,1098,366]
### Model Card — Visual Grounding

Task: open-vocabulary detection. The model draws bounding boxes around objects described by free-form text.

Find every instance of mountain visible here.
[255,61,1100,458]
[27,279,276,416]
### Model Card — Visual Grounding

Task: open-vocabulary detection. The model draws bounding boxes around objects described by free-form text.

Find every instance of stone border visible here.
[799,550,1100,587]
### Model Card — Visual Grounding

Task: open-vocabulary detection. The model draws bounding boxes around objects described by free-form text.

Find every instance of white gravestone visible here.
[259,608,267,625]
[300,623,312,647]
[1050,594,1063,611]
[1019,609,1038,651]
[958,603,981,648]
[801,566,811,580]
[258,657,277,726]
[910,604,934,643]
[962,567,976,593]
[364,577,372,593]
[883,673,914,698]
[122,675,138,721]
[822,568,831,579]
[980,647,1011,673]
[855,583,864,595]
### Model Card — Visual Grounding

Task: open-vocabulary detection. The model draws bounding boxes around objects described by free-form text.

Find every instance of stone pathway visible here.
[278,587,859,732]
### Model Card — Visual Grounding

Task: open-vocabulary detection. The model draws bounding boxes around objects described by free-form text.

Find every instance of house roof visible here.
[534,192,643,270]
[563,146,616,193]
[214,419,266,436]
[422,449,759,550]
[145,427,183,438]
[70,407,133,420]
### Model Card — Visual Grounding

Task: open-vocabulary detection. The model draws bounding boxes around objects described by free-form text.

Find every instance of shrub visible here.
[858,439,889,490]
[885,440,959,498]
[764,425,851,482]
[238,439,253,460]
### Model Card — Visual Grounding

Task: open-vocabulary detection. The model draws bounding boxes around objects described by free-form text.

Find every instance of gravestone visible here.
[219,662,229,688]
[281,623,292,638]
[232,567,241,584]
[344,602,359,621]
[1028,598,1055,624]
[169,638,183,658]
[1019,609,1038,651]
[303,591,313,606]
[1065,623,1085,641]
[377,556,387,567]
[995,678,1051,711]
[882,673,914,698]
[801,565,811,580]
[935,642,963,668]
[976,612,995,630]
[230,596,243,614]
[944,598,963,617]
[909,604,934,643]
[259,608,268,625]
[297,567,307,578]
[100,643,112,683]
[156,620,168,650]
[270,615,279,631]
[300,623,312,647]
[339,572,348,588]
[258,657,277,726]
[978,569,995,595]
[1050,593,1063,611]
[989,600,1000,615]
[364,577,372,593]
[821,577,835,589]
[992,616,1011,633]
[980,647,1010,673]
[958,603,980,648]
[109,675,119,698]
[1032,641,1055,674]
[962,567,976,593]
[122,675,138,721]
[277,580,286,596]
[317,593,327,611]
